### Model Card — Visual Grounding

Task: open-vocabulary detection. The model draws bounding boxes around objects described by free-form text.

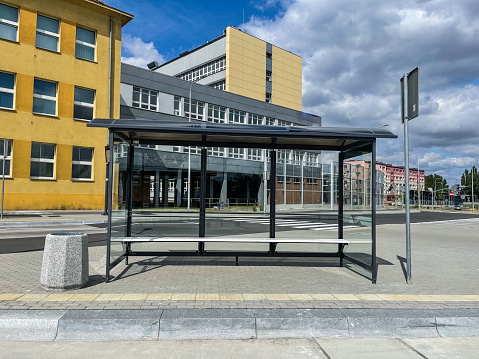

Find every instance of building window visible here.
[36,15,59,52]
[228,148,244,159]
[33,79,57,115]
[0,138,12,177]
[177,57,226,82]
[174,96,181,116]
[184,98,204,120]
[0,71,14,109]
[229,109,245,124]
[30,142,55,179]
[132,86,158,111]
[0,3,18,42]
[75,26,96,61]
[207,104,226,123]
[266,70,272,82]
[74,87,94,120]
[72,146,93,180]
[209,80,225,90]
[265,117,276,126]
[208,147,225,157]
[248,113,263,125]
[265,92,271,103]
[247,148,262,161]
[266,52,272,59]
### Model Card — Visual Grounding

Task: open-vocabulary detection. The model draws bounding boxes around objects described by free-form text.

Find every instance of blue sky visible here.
[110,0,479,186]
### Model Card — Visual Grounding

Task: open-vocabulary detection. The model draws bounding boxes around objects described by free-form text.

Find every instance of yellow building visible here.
[0,0,132,210]
[153,26,302,111]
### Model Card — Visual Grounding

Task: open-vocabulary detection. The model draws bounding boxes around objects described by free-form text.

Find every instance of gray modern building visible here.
[119,63,326,209]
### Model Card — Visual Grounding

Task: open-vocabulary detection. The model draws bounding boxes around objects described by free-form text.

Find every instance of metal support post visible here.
[371,140,377,284]
[1,139,6,219]
[269,150,277,253]
[403,73,412,284]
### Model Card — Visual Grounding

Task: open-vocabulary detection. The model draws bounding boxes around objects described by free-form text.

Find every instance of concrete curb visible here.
[1,309,479,341]
[0,220,106,227]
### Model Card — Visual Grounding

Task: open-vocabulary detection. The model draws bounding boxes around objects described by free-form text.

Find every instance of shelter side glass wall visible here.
[109,141,129,264]
[342,152,373,272]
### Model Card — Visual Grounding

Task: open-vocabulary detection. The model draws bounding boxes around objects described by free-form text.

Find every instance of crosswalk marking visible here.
[224,217,360,231]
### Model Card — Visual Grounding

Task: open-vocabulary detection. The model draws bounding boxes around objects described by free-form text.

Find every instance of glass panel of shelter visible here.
[109,137,375,277]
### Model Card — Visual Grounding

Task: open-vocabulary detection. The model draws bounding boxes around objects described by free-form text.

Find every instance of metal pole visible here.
[330,161,334,210]
[472,165,475,212]
[187,86,192,210]
[283,158,286,209]
[1,140,6,219]
[300,160,304,208]
[417,158,420,210]
[263,149,267,214]
[403,73,412,284]
[350,164,353,209]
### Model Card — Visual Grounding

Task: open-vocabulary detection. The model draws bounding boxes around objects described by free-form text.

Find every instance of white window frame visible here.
[0,138,12,178]
[207,104,226,123]
[73,87,95,121]
[30,142,55,180]
[71,146,93,181]
[33,79,57,116]
[36,14,59,52]
[0,3,18,42]
[132,86,159,111]
[229,109,245,124]
[0,71,15,110]
[75,26,96,61]
[248,113,263,125]
[184,98,204,120]
[247,148,262,161]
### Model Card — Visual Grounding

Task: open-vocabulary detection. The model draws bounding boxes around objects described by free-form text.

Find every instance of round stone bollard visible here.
[40,232,89,291]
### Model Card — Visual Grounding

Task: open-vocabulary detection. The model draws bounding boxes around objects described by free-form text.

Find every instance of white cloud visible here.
[121,34,166,69]
[242,0,479,184]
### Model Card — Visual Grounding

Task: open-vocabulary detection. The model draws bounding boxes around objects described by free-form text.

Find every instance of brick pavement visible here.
[1,213,479,310]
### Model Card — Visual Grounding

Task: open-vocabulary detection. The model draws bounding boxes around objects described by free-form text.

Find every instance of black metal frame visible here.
[93,120,393,284]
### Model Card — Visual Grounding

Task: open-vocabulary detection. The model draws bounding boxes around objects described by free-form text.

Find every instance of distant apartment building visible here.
[152,26,302,111]
[344,161,424,205]
[0,0,132,209]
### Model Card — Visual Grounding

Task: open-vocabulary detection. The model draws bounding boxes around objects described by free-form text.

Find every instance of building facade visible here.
[153,26,302,111]
[120,63,320,209]
[0,0,132,209]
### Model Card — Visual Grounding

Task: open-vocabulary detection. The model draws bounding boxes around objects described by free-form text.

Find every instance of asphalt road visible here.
[1,211,478,254]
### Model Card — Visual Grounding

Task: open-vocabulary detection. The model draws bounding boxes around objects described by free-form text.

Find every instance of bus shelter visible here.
[88,119,397,283]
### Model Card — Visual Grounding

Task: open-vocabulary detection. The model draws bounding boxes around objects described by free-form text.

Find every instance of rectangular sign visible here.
[401,67,419,123]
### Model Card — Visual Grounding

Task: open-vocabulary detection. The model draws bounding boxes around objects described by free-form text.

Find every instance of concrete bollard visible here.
[40,232,89,291]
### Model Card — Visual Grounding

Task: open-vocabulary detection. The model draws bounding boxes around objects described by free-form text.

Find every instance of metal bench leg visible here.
[339,244,345,267]
[236,256,239,266]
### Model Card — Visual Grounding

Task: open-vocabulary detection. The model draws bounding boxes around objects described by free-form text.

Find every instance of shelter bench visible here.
[111,237,351,267]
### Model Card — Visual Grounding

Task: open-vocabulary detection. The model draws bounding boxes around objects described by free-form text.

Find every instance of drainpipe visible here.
[103,17,113,216]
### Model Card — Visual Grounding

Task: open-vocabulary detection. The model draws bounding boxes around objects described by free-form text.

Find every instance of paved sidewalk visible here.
[1,210,479,340]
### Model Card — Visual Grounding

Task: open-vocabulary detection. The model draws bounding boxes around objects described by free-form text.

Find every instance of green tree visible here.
[461,166,478,196]
[424,174,447,200]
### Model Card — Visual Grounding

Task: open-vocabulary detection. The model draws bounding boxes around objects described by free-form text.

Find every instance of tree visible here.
[424,174,447,200]
[461,166,478,197]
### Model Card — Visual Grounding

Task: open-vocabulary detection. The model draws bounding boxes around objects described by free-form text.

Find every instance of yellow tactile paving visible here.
[43,294,74,301]
[95,294,125,301]
[14,294,49,302]
[265,294,291,300]
[355,294,383,301]
[310,294,336,301]
[67,294,100,302]
[243,293,267,301]
[333,294,360,301]
[146,293,173,301]
[2,293,479,303]
[196,293,221,301]
[288,294,314,301]
[171,293,196,300]
[0,294,23,301]
[377,294,421,301]
[120,293,148,301]
[220,293,244,301]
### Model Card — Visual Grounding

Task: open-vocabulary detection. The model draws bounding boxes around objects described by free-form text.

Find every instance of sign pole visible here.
[403,73,412,284]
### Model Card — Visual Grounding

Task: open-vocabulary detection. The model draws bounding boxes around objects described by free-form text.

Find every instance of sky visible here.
[109,0,479,186]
